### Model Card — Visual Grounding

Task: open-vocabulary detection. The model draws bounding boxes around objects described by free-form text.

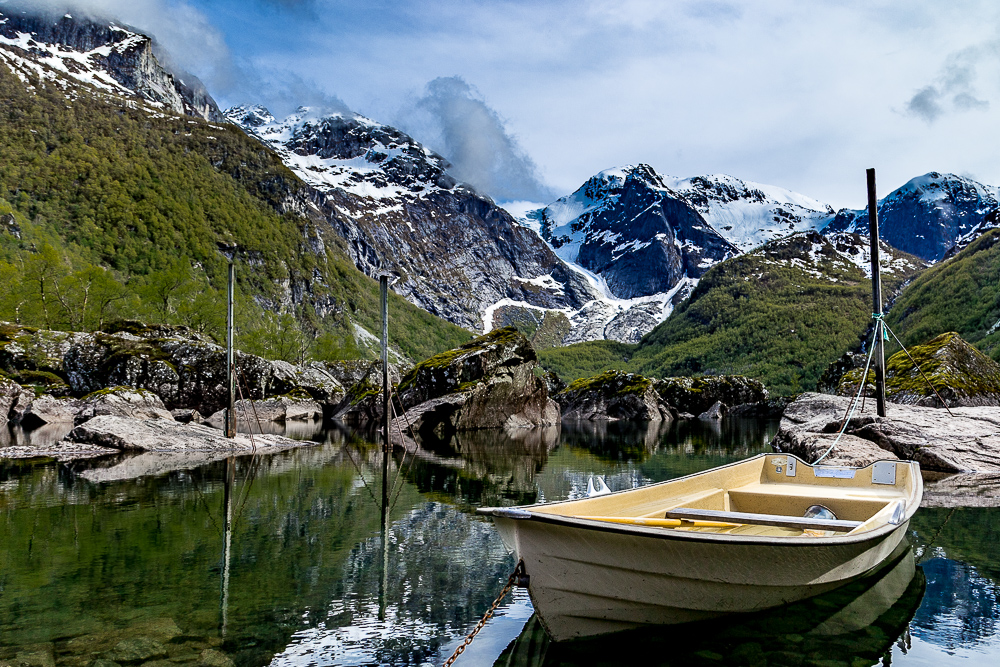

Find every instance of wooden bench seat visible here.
[664,507,863,532]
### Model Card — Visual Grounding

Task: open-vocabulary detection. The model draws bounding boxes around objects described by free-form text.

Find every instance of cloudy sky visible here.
[7,0,1000,208]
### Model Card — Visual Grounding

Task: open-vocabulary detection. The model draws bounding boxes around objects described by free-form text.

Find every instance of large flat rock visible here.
[63,414,310,453]
[773,392,1000,473]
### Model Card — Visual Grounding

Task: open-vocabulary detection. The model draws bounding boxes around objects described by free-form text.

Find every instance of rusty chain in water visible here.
[443,560,527,667]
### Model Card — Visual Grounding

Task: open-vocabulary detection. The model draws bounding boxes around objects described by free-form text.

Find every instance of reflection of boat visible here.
[479,453,921,640]
[494,544,924,666]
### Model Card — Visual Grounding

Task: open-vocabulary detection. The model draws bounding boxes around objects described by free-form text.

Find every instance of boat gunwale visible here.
[478,453,921,547]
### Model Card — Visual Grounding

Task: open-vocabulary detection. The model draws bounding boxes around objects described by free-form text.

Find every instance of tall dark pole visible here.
[379,275,390,522]
[866,168,887,417]
[226,262,236,437]
[378,274,390,621]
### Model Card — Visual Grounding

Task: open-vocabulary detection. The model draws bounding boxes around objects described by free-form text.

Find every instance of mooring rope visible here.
[815,312,964,464]
[814,317,882,464]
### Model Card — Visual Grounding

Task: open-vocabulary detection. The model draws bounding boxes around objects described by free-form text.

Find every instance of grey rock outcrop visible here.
[75,386,175,425]
[557,371,673,422]
[20,394,80,428]
[772,392,1000,472]
[0,322,348,418]
[654,375,768,415]
[0,376,25,424]
[206,395,322,424]
[698,400,726,420]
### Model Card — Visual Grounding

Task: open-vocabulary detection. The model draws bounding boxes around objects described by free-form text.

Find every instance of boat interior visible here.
[527,454,920,538]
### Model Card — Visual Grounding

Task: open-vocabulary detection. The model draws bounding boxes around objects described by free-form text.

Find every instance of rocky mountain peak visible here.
[536,163,738,300]
[0,8,221,121]
[227,105,458,195]
[824,172,999,262]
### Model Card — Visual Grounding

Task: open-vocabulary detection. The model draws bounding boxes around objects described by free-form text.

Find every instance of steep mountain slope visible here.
[226,105,600,333]
[824,172,999,262]
[0,9,220,121]
[540,232,927,392]
[887,229,1000,362]
[0,12,470,363]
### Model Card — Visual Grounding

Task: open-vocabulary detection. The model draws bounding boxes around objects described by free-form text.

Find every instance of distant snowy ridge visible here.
[662,173,834,252]
[0,10,220,120]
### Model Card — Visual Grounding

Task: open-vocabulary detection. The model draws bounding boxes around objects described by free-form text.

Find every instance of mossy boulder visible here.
[654,375,768,415]
[397,327,535,408]
[393,328,559,432]
[557,370,673,421]
[838,332,1000,407]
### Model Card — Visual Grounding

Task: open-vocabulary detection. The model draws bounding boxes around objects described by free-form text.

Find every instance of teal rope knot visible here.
[872,312,889,340]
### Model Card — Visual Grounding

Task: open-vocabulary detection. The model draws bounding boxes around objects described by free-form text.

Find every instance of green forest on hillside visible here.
[886,230,1000,362]
[0,64,470,363]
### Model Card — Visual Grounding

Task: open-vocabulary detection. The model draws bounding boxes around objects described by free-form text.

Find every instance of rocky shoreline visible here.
[772,392,1000,472]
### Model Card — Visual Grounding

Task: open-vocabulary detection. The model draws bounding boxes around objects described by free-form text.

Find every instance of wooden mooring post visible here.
[866,168,887,417]
[378,274,390,621]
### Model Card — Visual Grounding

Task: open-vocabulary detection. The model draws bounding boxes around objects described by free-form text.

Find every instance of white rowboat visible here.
[478,453,922,641]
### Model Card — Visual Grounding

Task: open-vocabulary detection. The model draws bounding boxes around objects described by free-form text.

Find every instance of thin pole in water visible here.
[220,456,235,636]
[226,262,236,438]
[866,168,887,418]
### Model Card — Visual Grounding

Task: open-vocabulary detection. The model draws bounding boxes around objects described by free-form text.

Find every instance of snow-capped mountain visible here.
[662,173,834,252]
[824,172,999,262]
[0,10,220,120]
[535,165,738,299]
[227,105,602,333]
[508,165,842,343]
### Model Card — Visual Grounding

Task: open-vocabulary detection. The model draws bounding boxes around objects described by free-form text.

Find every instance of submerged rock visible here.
[394,328,559,432]
[837,332,1000,408]
[772,392,1000,472]
[104,637,167,664]
[557,370,673,421]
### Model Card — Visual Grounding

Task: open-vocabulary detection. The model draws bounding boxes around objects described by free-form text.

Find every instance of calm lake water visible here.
[2,417,999,667]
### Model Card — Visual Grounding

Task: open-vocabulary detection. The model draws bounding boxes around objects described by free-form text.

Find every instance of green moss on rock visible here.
[839,331,1000,405]
[561,370,652,399]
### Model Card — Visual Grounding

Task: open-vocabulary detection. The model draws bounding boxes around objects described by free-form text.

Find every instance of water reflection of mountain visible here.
[273,502,517,666]
[496,547,925,666]
[912,558,1000,651]
[559,418,779,465]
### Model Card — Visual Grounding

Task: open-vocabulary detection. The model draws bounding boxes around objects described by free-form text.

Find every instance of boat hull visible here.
[495,514,910,641]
